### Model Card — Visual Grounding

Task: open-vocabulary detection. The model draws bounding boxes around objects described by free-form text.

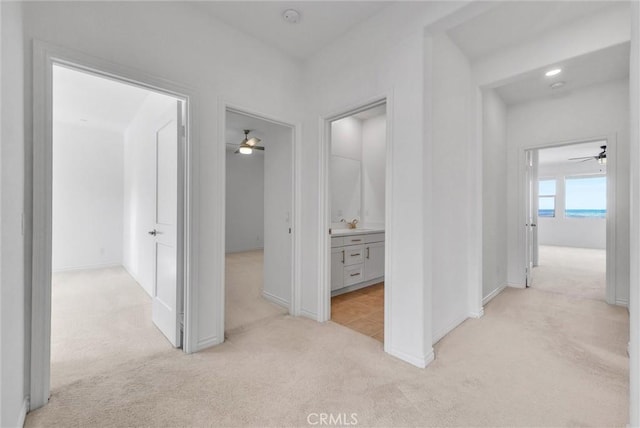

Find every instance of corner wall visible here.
[482,88,507,302]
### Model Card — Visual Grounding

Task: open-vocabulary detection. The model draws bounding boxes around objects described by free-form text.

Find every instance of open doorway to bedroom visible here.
[50,64,186,392]
[526,140,612,302]
[223,108,294,335]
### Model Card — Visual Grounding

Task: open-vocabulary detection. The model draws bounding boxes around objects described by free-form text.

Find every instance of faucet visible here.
[347,218,358,229]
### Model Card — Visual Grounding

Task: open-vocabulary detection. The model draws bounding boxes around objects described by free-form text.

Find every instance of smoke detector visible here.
[282,9,300,24]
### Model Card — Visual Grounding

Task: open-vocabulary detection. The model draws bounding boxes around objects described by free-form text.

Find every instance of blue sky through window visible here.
[565,176,606,210]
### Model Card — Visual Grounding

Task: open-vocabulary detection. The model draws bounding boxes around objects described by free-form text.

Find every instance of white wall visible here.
[52,123,124,271]
[537,160,606,250]
[263,126,293,306]
[20,1,305,367]
[362,115,386,228]
[430,32,474,342]
[506,79,630,304]
[1,1,26,426]
[123,93,177,296]
[482,88,508,302]
[303,1,466,367]
[331,117,362,160]
[225,150,264,253]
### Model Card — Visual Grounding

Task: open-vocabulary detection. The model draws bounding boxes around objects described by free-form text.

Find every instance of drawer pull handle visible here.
[350,272,361,277]
[351,239,362,242]
[366,247,370,259]
[341,250,345,264]
[351,253,361,257]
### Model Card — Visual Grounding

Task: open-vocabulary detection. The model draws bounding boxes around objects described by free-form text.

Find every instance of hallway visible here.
[28,275,628,427]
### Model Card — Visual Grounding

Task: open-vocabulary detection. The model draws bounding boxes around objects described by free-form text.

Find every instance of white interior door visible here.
[151,100,183,346]
[524,149,538,287]
[263,126,293,308]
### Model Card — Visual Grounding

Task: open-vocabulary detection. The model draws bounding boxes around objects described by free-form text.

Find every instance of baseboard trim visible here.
[507,282,526,289]
[387,346,434,368]
[433,313,469,345]
[17,396,29,427]
[299,309,318,321]
[196,335,221,351]
[52,262,121,273]
[262,290,289,309]
[615,299,629,307]
[468,308,484,319]
[483,284,507,305]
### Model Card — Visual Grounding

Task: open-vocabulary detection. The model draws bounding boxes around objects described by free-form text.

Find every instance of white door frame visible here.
[217,103,302,339]
[30,41,198,410]
[318,94,392,351]
[520,135,618,304]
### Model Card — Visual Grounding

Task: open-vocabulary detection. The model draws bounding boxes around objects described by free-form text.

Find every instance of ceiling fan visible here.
[235,129,264,154]
[569,145,607,165]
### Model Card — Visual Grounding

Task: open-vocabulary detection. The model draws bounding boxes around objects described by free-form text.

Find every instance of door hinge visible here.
[179,313,185,330]
[180,125,186,138]
[329,228,332,235]
[288,228,292,234]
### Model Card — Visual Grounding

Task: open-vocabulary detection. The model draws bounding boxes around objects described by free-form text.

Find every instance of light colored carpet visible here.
[26,268,628,427]
[533,245,606,301]
[225,250,288,333]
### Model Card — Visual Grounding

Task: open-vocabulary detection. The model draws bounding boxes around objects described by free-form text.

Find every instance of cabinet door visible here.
[331,247,345,291]
[364,241,385,281]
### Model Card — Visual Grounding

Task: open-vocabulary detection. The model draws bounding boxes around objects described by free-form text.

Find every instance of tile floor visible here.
[330,282,384,342]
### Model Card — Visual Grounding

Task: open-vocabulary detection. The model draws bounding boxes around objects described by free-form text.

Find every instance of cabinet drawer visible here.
[343,264,364,286]
[331,237,344,248]
[344,235,366,245]
[364,233,385,243]
[343,245,364,266]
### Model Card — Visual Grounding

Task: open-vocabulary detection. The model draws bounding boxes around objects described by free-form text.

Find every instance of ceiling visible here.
[53,65,153,132]
[447,1,617,62]
[538,140,607,166]
[226,110,291,154]
[193,1,392,60]
[494,42,629,106]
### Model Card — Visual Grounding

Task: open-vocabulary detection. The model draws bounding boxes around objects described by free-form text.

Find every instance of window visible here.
[538,179,556,217]
[565,175,606,218]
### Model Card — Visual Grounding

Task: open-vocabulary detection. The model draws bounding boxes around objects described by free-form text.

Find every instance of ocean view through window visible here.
[539,179,556,217]
[565,175,606,218]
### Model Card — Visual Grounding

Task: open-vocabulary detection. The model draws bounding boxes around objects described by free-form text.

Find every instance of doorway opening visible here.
[525,139,613,302]
[325,101,387,343]
[31,50,192,410]
[223,108,295,335]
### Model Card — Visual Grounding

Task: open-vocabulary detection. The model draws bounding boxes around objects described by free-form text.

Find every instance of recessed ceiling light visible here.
[545,68,562,77]
[282,9,300,24]
[550,81,565,89]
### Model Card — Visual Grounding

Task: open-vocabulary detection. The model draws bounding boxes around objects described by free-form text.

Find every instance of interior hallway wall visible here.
[506,78,630,305]
[482,88,508,302]
[225,150,264,253]
[430,32,473,342]
[52,123,124,271]
[0,1,26,426]
[123,94,178,296]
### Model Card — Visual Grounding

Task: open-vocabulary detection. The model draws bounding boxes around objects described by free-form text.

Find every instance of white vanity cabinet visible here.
[331,231,384,295]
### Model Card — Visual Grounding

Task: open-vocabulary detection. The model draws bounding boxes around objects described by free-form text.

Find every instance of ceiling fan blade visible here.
[568,156,594,160]
[579,158,593,163]
[252,146,265,151]
[246,137,261,147]
[234,149,240,154]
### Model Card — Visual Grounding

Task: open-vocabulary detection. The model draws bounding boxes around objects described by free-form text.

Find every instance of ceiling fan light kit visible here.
[234,129,265,155]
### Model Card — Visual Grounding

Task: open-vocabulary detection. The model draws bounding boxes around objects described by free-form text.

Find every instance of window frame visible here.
[537,178,557,218]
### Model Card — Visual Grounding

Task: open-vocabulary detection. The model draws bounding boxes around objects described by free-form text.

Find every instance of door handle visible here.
[148,229,158,236]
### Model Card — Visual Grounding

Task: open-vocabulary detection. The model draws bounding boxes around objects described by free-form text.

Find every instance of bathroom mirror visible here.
[331,155,361,223]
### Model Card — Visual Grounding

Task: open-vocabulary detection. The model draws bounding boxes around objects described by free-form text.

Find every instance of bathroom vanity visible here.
[330,229,384,295]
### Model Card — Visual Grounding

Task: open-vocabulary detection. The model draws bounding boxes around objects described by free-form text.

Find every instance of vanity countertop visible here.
[331,228,385,237]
